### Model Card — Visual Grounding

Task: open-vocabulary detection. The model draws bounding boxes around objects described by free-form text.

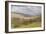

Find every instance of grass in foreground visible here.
[11,16,41,28]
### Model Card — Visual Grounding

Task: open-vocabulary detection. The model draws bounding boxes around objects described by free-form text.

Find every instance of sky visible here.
[11,5,41,16]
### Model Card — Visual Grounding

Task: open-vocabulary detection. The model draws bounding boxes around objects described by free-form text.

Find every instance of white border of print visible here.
[8,2,44,32]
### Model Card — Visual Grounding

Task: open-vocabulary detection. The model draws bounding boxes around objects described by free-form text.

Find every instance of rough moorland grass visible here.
[11,16,41,28]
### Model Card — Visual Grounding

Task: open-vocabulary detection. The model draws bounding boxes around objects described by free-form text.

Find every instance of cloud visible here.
[11,5,41,16]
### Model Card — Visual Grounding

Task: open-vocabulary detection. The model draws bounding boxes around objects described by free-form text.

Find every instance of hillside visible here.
[11,12,41,28]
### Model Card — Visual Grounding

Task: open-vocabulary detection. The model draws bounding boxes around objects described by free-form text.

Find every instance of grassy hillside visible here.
[11,15,41,28]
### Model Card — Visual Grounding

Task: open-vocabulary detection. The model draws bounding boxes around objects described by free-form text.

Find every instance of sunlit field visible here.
[11,13,41,28]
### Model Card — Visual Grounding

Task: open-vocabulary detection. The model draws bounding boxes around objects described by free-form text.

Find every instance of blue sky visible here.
[11,5,41,16]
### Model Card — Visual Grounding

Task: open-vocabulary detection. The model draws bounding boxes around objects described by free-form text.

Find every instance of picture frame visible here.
[5,1,45,33]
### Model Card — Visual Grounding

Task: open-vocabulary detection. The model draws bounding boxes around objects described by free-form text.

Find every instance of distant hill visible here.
[11,12,40,17]
[11,12,41,20]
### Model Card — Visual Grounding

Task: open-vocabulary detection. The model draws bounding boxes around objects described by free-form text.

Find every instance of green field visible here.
[11,16,41,28]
